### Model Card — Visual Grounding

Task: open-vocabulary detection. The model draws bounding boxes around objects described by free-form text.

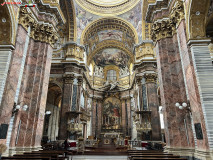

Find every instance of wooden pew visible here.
[132,158,187,160]
[13,154,65,160]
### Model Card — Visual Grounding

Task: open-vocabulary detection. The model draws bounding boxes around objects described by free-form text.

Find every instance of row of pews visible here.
[2,150,72,160]
[128,150,187,160]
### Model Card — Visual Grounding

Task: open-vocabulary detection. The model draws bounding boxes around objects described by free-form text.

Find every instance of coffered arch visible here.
[0,1,16,45]
[187,0,211,40]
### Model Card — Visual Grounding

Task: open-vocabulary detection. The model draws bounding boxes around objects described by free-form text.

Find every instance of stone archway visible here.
[42,83,62,142]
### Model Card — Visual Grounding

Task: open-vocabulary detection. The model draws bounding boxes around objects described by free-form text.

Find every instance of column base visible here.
[164,146,213,160]
[2,146,42,157]
[194,149,212,160]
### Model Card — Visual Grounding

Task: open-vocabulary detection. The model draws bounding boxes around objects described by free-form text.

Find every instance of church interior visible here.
[0,0,213,159]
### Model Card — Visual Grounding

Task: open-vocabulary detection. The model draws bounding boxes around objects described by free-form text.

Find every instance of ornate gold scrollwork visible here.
[66,44,85,61]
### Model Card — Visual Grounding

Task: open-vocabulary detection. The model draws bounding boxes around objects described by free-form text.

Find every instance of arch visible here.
[80,17,138,45]
[47,83,62,107]
[0,1,16,45]
[187,0,210,39]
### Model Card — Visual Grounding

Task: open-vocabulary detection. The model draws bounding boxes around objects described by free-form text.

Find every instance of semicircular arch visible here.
[80,17,138,45]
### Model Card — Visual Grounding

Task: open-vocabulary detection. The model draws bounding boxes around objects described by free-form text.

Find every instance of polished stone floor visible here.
[71,155,128,160]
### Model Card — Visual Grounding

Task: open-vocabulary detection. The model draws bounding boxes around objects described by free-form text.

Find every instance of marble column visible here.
[121,100,126,136]
[0,25,28,145]
[97,100,102,137]
[76,77,83,111]
[91,99,96,137]
[58,74,75,140]
[156,34,194,148]
[144,73,161,141]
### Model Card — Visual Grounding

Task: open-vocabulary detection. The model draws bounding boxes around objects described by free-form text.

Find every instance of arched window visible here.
[107,70,116,81]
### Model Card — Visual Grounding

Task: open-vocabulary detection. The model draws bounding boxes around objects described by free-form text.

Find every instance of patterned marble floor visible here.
[71,155,128,160]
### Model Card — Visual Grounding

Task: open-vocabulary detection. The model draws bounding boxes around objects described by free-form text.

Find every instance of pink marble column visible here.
[176,20,209,150]
[127,99,131,136]
[31,44,53,147]
[0,25,28,145]
[121,100,126,136]
[97,100,102,137]
[156,34,194,148]
[9,38,37,147]
[58,74,75,140]
[21,42,46,147]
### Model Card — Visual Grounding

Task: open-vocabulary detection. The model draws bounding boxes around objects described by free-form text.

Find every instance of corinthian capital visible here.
[63,74,75,84]
[144,73,157,83]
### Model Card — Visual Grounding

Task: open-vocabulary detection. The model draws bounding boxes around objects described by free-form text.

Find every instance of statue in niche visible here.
[119,66,129,77]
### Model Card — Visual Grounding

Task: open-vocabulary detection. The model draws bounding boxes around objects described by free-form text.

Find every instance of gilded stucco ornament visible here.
[66,44,85,61]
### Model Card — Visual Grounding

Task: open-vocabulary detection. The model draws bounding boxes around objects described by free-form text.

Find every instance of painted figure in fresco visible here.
[103,98,121,129]
[98,30,123,41]
[93,48,129,68]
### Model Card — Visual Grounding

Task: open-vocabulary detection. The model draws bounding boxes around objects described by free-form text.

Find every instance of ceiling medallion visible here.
[75,0,140,16]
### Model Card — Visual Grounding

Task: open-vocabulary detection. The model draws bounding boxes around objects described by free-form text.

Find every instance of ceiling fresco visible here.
[93,48,130,68]
[75,2,99,42]
[74,0,142,43]
[120,1,142,41]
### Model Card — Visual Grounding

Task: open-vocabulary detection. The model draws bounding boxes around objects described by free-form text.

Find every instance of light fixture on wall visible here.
[175,101,191,112]
[12,103,28,116]
[45,111,51,115]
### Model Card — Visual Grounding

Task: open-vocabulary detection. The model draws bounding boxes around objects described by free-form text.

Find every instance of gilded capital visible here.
[19,7,58,47]
[151,1,184,42]
[63,74,75,84]
[144,73,157,83]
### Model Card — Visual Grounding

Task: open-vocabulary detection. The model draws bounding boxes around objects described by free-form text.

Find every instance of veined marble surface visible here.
[72,155,128,160]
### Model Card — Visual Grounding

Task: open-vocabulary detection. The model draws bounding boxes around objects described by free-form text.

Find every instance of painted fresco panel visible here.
[120,1,142,41]
[102,97,121,129]
[93,48,129,68]
[75,2,99,42]
[98,30,123,42]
